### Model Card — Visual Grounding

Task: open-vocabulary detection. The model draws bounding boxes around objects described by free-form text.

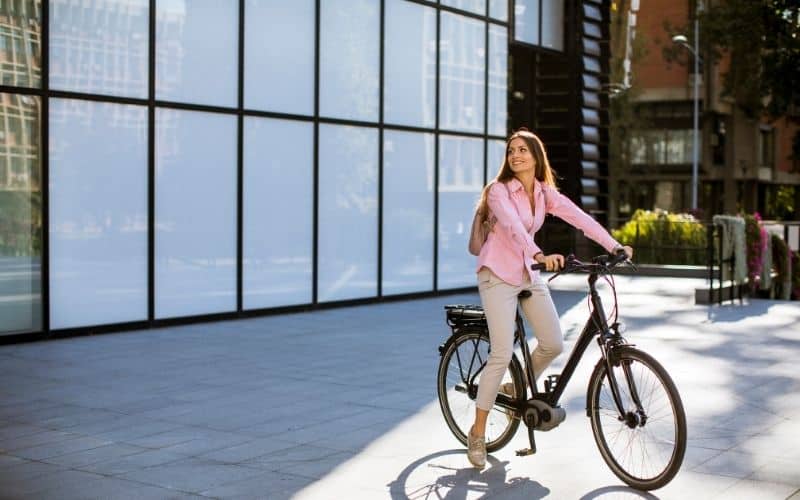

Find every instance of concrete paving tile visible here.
[0,422,50,441]
[119,457,266,494]
[200,470,316,499]
[691,448,772,479]
[0,428,80,452]
[79,448,187,475]
[93,420,184,443]
[0,453,25,469]
[243,444,343,472]
[749,456,800,485]
[8,434,112,461]
[41,442,149,468]
[715,478,798,499]
[198,436,298,463]
[0,459,66,485]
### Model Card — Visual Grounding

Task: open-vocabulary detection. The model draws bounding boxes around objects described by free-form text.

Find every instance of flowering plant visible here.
[743,213,768,292]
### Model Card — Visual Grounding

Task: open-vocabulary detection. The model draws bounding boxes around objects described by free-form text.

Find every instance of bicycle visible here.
[436,251,687,491]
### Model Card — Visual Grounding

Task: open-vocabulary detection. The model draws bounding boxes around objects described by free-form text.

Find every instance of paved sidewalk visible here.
[1,275,799,499]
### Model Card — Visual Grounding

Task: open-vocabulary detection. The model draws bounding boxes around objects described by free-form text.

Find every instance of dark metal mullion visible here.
[236,0,245,313]
[312,0,320,304]
[377,0,385,298]
[148,0,156,323]
[41,0,50,334]
[433,7,440,292]
[483,14,489,186]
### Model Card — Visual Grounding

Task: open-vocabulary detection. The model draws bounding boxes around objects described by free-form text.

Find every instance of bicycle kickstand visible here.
[515,424,537,456]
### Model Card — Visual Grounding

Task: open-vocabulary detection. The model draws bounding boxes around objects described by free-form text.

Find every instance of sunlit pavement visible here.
[1,275,799,499]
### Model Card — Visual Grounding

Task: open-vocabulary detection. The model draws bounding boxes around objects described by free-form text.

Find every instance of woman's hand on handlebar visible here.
[534,252,565,272]
[620,245,634,260]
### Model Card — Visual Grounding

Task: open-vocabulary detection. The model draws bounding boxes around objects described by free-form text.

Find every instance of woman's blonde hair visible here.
[475,128,558,219]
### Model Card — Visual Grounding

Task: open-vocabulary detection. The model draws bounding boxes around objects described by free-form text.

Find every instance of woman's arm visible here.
[543,186,620,253]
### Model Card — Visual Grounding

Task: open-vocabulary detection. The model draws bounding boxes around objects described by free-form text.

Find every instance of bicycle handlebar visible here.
[530,249,632,279]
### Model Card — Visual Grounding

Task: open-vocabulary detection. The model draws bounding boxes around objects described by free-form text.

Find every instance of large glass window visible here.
[243,118,313,309]
[49,0,148,98]
[384,0,436,128]
[440,12,486,133]
[487,138,506,182]
[318,124,378,301]
[541,0,564,51]
[48,99,147,329]
[319,0,379,122]
[489,0,509,21]
[0,1,41,88]
[155,109,237,318]
[383,130,434,295]
[438,135,483,288]
[156,0,238,107]
[488,25,508,136]
[0,93,41,335]
[514,0,539,47]
[441,0,485,16]
[244,0,315,115]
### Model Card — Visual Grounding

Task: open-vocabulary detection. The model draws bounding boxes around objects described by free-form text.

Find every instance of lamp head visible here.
[672,34,688,44]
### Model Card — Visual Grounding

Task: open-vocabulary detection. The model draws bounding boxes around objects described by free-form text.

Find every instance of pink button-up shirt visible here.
[476,178,620,285]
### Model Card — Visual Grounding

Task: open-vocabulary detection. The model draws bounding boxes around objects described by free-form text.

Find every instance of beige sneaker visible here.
[467,427,486,468]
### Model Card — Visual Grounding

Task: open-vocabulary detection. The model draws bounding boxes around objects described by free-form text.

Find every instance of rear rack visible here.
[444,304,487,328]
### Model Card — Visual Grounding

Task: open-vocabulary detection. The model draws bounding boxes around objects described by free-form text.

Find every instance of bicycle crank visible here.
[523,400,567,432]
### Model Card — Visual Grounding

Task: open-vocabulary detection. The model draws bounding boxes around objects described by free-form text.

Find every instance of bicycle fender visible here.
[586,358,605,417]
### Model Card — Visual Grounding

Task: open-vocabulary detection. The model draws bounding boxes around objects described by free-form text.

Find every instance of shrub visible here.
[612,209,707,265]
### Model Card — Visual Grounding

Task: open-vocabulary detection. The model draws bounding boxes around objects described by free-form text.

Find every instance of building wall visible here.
[0,0,516,337]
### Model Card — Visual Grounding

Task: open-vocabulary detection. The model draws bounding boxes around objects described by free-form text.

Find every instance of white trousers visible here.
[475,267,563,411]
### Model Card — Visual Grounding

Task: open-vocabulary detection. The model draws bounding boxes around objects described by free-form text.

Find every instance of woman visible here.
[467,128,633,468]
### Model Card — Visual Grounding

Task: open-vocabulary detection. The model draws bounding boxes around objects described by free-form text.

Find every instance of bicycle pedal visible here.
[515,448,535,456]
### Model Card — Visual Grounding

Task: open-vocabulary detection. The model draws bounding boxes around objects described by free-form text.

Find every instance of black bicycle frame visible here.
[494,271,631,418]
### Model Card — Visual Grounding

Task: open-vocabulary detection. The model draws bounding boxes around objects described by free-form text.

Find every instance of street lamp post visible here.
[672,5,701,211]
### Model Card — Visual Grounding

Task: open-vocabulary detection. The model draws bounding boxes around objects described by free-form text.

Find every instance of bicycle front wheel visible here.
[437,329,524,452]
[588,346,687,491]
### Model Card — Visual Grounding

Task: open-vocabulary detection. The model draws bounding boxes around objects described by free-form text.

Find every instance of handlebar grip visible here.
[531,263,547,271]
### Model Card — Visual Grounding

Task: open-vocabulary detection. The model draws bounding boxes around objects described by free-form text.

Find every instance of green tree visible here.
[665,0,800,120]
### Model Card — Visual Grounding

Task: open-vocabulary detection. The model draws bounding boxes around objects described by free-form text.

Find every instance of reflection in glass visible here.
[384,0,436,128]
[243,118,313,308]
[441,0,485,16]
[155,109,236,318]
[438,135,483,289]
[440,12,485,133]
[489,0,508,21]
[320,0,379,122]
[383,131,434,295]
[0,1,41,88]
[318,124,377,301]
[49,0,148,98]
[49,99,147,329]
[541,0,564,51]
[513,0,539,46]
[488,25,507,136]
[487,139,506,183]
[156,0,238,107]
[0,93,41,335]
[245,0,314,115]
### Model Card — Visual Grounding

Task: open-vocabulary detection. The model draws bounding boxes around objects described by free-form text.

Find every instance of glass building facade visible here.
[0,0,516,337]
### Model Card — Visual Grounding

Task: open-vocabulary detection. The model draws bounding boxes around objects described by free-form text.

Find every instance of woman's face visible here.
[507,137,536,174]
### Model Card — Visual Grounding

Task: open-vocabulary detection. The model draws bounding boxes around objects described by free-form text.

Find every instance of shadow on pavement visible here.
[388,449,549,500]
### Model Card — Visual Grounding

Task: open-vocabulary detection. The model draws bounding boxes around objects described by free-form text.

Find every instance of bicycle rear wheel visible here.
[437,329,524,452]
[588,346,686,490]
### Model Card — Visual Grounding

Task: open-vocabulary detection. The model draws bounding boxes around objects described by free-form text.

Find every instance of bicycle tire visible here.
[588,346,687,490]
[437,328,524,452]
